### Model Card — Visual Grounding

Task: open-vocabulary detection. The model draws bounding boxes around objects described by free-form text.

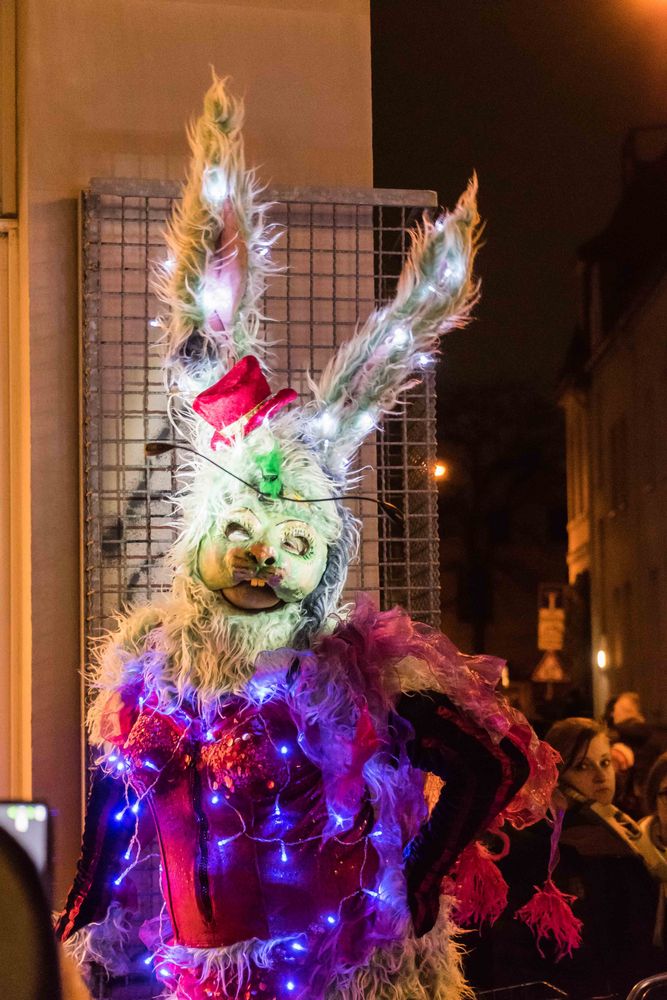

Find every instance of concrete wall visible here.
[19,0,371,901]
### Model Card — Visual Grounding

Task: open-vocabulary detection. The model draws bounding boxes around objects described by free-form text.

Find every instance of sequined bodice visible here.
[122,693,379,949]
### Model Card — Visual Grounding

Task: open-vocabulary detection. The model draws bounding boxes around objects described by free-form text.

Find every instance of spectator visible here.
[606,691,644,727]
[604,692,664,818]
[0,825,91,1000]
[58,954,91,1000]
[466,717,662,999]
[640,752,667,949]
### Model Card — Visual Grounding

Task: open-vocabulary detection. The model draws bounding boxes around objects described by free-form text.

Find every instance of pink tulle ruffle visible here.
[317,596,558,830]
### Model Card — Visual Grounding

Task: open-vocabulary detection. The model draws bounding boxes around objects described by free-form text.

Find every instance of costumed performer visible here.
[56,75,558,1000]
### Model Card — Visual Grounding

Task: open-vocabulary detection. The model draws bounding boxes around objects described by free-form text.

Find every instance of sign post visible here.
[533,584,569,699]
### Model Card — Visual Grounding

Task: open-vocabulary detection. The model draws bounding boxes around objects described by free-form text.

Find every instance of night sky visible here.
[371,0,667,389]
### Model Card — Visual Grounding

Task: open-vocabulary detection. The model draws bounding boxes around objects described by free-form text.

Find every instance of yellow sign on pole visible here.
[532,650,568,683]
[538,584,565,652]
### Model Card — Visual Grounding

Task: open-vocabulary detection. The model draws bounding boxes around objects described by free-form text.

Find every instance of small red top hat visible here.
[193,355,297,449]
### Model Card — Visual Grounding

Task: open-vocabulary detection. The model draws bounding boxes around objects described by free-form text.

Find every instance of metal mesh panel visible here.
[82,179,440,643]
[80,180,440,998]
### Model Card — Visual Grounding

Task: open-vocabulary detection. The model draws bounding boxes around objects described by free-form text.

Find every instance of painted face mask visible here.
[170,409,348,665]
[197,497,329,611]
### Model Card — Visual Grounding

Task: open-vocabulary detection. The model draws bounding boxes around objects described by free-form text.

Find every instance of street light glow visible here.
[434,462,447,479]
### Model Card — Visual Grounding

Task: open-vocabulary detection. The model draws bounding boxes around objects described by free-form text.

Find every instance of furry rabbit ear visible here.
[156,72,279,394]
[304,178,481,477]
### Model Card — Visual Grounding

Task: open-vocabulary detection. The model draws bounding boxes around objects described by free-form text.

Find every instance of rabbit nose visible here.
[249,542,277,567]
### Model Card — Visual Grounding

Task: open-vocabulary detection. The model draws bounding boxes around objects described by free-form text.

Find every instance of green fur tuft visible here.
[255,446,283,497]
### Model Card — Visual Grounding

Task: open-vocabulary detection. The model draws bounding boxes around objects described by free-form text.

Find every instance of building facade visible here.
[561,133,667,719]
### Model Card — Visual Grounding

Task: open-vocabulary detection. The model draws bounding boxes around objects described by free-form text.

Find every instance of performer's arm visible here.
[397,690,529,936]
[55,769,135,942]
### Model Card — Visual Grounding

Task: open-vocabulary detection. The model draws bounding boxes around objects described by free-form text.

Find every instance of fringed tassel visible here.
[515,879,583,960]
[442,841,509,928]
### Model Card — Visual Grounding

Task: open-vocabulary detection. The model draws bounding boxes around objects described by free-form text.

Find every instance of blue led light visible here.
[326,914,337,925]
[274,802,281,818]
[124,848,132,861]
[286,982,295,992]
[291,942,305,953]
[108,754,118,763]
[211,794,220,805]
[206,729,215,742]
[116,761,126,772]
[371,829,382,838]
[113,876,123,887]
[131,802,140,814]
[143,759,159,772]
[114,810,125,822]
[280,745,289,755]
[250,681,273,703]
[144,955,153,966]
[280,843,288,863]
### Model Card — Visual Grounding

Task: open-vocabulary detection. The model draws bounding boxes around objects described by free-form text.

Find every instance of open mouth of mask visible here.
[219,579,284,612]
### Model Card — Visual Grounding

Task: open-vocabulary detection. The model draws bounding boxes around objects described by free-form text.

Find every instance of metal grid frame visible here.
[81,179,441,643]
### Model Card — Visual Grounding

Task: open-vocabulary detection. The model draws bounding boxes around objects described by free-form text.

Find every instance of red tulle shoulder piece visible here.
[515,879,583,960]
[98,683,142,746]
[443,840,509,928]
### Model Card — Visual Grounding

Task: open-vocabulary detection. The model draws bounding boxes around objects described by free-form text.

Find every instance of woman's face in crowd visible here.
[561,733,615,806]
